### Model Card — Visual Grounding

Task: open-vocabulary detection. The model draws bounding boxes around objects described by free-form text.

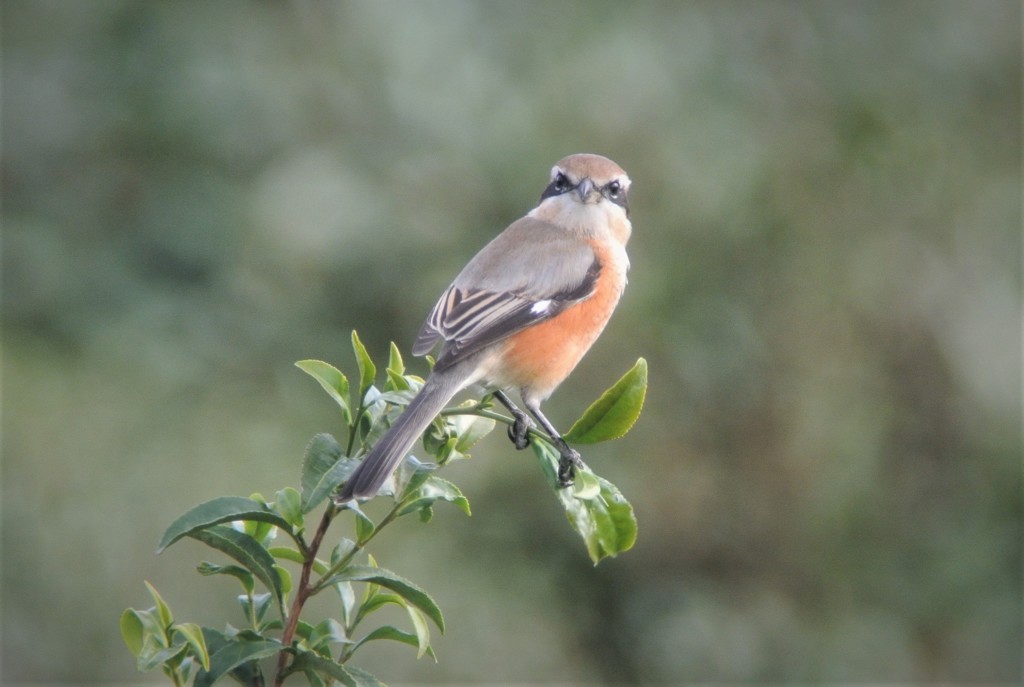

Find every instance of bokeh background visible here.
[2,1,1020,684]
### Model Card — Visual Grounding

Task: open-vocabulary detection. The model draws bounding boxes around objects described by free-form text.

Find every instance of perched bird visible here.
[337,153,632,501]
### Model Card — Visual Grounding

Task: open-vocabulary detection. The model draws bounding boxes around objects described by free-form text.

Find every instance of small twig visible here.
[440,405,555,448]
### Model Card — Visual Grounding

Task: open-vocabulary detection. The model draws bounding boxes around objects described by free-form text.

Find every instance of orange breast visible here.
[497,240,627,401]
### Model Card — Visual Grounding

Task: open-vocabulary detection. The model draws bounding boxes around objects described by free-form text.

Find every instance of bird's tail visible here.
[337,371,464,501]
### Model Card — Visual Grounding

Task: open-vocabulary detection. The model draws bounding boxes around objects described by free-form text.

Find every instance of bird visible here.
[336,153,632,501]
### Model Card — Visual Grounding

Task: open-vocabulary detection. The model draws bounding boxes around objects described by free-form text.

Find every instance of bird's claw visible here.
[556,448,584,488]
[507,415,534,450]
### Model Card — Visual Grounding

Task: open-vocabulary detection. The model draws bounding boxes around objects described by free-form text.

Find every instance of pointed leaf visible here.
[189,525,283,607]
[398,461,435,498]
[532,442,638,564]
[197,562,256,595]
[193,638,281,687]
[354,509,375,545]
[300,433,348,512]
[404,604,432,659]
[296,359,351,421]
[452,412,496,453]
[137,639,187,672]
[134,607,166,642]
[269,546,329,576]
[564,358,647,444]
[323,565,444,632]
[275,487,304,529]
[158,497,293,553]
[309,618,351,650]
[275,564,293,596]
[385,342,411,391]
[172,623,210,670]
[571,470,602,500]
[336,580,357,625]
[351,330,377,395]
[352,624,437,660]
[306,456,359,514]
[238,592,273,627]
[397,476,471,518]
[289,652,385,687]
[388,341,405,376]
[144,581,173,629]
[198,628,265,686]
[120,608,145,656]
[357,589,403,620]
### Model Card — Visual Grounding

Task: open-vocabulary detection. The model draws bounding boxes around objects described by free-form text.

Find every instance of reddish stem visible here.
[274,506,335,686]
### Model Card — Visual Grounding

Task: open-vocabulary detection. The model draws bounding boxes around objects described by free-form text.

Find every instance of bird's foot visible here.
[556,447,584,488]
[507,412,535,450]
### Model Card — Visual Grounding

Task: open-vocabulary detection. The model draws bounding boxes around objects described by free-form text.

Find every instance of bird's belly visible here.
[492,273,623,401]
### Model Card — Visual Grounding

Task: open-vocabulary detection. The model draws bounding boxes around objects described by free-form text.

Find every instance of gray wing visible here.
[413,217,599,372]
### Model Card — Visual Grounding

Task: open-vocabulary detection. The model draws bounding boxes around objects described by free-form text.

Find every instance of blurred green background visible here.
[2,1,1020,683]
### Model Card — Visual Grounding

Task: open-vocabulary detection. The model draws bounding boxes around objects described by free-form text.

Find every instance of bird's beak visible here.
[575,178,596,203]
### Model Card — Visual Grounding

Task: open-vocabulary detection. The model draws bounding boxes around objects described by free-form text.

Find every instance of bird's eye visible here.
[540,171,576,203]
[602,178,629,214]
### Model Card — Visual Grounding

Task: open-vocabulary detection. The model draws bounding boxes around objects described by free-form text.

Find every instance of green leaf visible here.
[451,412,496,453]
[404,604,432,659]
[188,525,284,608]
[308,457,359,513]
[134,606,167,644]
[397,476,471,518]
[238,592,274,627]
[354,509,375,545]
[335,579,357,626]
[352,625,437,660]
[269,546,329,576]
[193,638,281,687]
[158,497,293,553]
[357,589,403,619]
[323,565,444,632]
[288,652,385,687]
[197,562,256,595]
[173,623,210,670]
[197,628,263,685]
[275,564,293,597]
[309,618,351,652]
[387,341,405,376]
[144,580,173,629]
[572,469,602,500]
[385,341,411,391]
[275,487,304,529]
[351,330,377,395]
[243,518,278,548]
[532,442,638,564]
[292,619,316,643]
[120,608,145,656]
[300,433,351,512]
[398,461,435,498]
[137,638,187,672]
[564,358,647,444]
[565,476,637,564]
[296,359,351,422]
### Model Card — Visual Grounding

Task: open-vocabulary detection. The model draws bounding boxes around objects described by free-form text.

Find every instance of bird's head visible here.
[531,153,632,241]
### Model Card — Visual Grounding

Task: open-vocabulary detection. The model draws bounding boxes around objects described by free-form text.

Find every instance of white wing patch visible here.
[530,299,553,315]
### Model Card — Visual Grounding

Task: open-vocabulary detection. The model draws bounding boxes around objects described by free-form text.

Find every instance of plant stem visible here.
[309,501,401,595]
[346,396,367,457]
[440,405,555,447]
[274,504,337,686]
